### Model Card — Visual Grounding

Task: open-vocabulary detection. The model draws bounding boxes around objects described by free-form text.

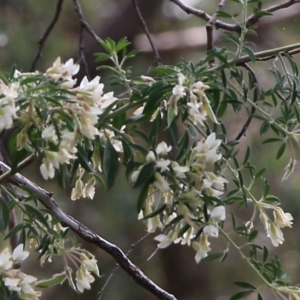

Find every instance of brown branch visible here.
[169,0,238,31]
[30,0,64,71]
[246,0,300,27]
[73,0,100,42]
[78,24,91,80]
[98,232,152,300]
[132,0,161,65]
[206,0,228,67]
[0,162,176,300]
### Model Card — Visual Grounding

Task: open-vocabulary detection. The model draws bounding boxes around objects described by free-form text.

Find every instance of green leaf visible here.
[0,199,9,232]
[262,138,282,144]
[137,183,150,212]
[263,246,268,263]
[103,139,119,189]
[5,223,23,240]
[234,282,256,290]
[95,53,111,62]
[37,272,66,288]
[243,146,250,165]
[202,252,224,262]
[216,11,232,18]
[242,46,256,63]
[77,144,94,173]
[143,204,166,219]
[24,204,50,229]
[133,162,155,188]
[276,143,286,160]
[93,174,106,189]
[230,290,253,300]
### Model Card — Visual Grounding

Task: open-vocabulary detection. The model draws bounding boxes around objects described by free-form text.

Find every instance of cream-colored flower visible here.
[210,206,226,222]
[274,207,293,228]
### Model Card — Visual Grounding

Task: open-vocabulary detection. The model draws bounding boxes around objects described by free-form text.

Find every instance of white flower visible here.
[0,248,13,272]
[172,163,189,178]
[12,244,29,263]
[41,125,58,143]
[156,141,172,155]
[131,170,140,183]
[274,208,293,228]
[75,266,95,293]
[172,84,186,99]
[100,92,117,109]
[154,172,170,192]
[146,151,156,162]
[268,223,284,247]
[3,278,21,291]
[79,76,103,92]
[282,158,297,181]
[40,159,55,180]
[156,159,171,172]
[63,58,80,77]
[210,206,226,222]
[193,233,211,263]
[154,234,173,249]
[80,253,100,277]
[192,81,210,96]
[203,225,219,238]
[177,73,185,86]
[141,75,156,84]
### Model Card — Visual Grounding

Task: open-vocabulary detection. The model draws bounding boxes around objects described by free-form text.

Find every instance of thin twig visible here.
[1,162,176,300]
[30,0,64,71]
[73,0,100,42]
[78,24,91,80]
[206,0,228,68]
[234,63,258,140]
[98,232,152,300]
[132,0,161,65]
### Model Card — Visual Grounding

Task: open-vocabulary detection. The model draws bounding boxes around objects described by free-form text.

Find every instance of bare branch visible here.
[132,0,161,65]
[30,0,64,71]
[73,0,100,42]
[1,162,176,300]
[206,0,228,67]
[169,0,238,31]
[246,0,300,27]
[78,24,91,80]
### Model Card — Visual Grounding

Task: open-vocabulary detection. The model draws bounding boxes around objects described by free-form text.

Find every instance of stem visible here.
[219,228,273,287]
[0,153,36,184]
[210,43,300,72]
[236,0,248,58]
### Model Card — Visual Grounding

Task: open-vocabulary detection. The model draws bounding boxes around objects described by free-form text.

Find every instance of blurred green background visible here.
[1,0,300,299]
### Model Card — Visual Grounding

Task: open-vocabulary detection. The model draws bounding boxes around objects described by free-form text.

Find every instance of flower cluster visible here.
[132,133,227,263]
[258,204,293,247]
[167,73,218,125]
[0,57,122,199]
[28,214,100,293]
[0,244,41,300]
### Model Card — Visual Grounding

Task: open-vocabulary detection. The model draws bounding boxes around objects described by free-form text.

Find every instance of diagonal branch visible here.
[30,0,64,71]
[73,0,100,42]
[132,0,161,65]
[0,161,176,300]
